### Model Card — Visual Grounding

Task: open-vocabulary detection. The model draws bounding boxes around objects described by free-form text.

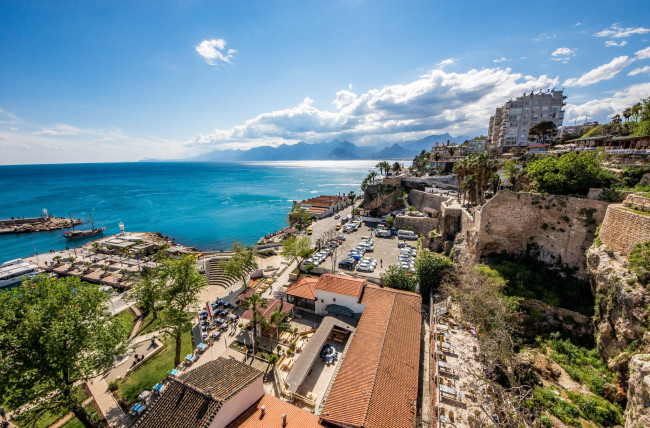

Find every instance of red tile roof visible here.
[314,274,366,300]
[241,298,294,322]
[227,394,322,428]
[319,285,422,428]
[285,276,318,300]
[300,195,347,207]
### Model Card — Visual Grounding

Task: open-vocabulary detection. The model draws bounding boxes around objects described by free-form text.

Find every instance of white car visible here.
[357,264,374,272]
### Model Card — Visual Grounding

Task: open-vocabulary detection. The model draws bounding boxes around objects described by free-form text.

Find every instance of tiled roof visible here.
[133,380,221,428]
[135,358,263,428]
[285,276,318,300]
[300,195,347,207]
[314,274,366,300]
[241,298,294,322]
[320,285,422,428]
[307,206,329,214]
[179,358,263,402]
[227,393,322,427]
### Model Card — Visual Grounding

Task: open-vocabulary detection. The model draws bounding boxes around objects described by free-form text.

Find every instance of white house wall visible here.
[209,377,264,428]
[314,289,365,316]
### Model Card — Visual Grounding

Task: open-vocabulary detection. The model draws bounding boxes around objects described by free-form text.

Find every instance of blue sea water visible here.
[0,160,385,263]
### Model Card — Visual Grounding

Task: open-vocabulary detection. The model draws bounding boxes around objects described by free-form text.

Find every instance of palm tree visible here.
[392,162,401,173]
[263,308,291,342]
[368,170,379,183]
[241,293,268,356]
[376,161,391,176]
[347,191,356,203]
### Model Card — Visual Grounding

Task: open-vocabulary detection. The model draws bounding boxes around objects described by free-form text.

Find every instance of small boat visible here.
[62,211,107,240]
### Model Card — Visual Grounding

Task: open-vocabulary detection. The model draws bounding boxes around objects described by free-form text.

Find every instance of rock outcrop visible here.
[587,244,650,371]
[625,354,650,427]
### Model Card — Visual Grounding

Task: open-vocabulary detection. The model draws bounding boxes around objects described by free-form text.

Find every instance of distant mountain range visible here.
[145,133,471,162]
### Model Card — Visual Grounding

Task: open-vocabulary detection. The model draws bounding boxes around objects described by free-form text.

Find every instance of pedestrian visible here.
[380,259,383,268]
[1,408,6,421]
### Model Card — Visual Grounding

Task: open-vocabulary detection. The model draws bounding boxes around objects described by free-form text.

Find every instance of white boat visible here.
[0,259,42,288]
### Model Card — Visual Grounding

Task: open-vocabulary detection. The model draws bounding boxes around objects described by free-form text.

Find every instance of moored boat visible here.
[0,259,42,288]
[61,211,107,240]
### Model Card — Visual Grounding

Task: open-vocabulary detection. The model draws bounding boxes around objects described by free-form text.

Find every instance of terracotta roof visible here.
[179,358,263,402]
[314,274,366,300]
[227,393,322,428]
[527,144,549,149]
[320,285,422,428]
[134,380,220,428]
[300,195,347,207]
[134,358,263,428]
[241,298,294,322]
[307,206,328,214]
[285,276,318,300]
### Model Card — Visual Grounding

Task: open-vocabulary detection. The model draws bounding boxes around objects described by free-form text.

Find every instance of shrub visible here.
[108,379,120,392]
[629,241,650,285]
[599,188,624,202]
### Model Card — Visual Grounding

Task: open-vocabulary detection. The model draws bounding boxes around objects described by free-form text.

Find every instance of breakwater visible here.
[0,216,82,235]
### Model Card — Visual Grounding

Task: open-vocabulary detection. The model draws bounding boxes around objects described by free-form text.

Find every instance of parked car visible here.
[338,259,356,269]
[334,214,340,219]
[357,264,374,272]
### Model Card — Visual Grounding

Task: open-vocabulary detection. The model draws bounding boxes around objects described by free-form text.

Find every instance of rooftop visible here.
[313,273,366,300]
[134,358,263,428]
[301,195,348,207]
[227,394,322,428]
[319,285,422,428]
[284,276,318,300]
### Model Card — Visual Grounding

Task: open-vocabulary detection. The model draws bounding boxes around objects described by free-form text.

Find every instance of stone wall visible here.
[519,298,593,341]
[623,194,650,212]
[394,215,439,236]
[464,190,609,274]
[0,217,47,227]
[407,190,452,212]
[599,205,650,256]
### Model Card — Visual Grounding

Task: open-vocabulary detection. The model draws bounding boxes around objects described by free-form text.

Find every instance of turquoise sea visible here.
[0,161,385,263]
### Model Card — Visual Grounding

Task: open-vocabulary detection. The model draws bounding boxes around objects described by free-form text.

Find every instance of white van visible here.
[397,230,417,240]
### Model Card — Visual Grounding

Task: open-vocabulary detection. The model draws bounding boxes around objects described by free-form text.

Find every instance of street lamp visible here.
[30,237,39,262]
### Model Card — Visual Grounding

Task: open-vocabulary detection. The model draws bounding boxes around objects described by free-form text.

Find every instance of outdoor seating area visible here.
[319,344,338,364]
[433,309,492,427]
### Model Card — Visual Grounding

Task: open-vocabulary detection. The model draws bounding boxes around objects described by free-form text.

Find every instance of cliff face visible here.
[586,244,650,369]
[626,354,650,427]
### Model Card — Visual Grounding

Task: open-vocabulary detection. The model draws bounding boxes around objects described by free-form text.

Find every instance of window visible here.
[333,298,336,302]
[542,106,548,110]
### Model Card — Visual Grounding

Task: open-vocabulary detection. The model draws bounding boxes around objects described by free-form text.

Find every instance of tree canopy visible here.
[288,203,311,229]
[525,151,615,195]
[415,251,453,299]
[527,120,558,145]
[0,276,128,427]
[281,236,313,264]
[381,265,418,292]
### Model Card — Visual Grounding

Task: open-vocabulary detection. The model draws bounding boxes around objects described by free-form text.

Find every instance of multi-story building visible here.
[559,121,598,138]
[488,89,566,150]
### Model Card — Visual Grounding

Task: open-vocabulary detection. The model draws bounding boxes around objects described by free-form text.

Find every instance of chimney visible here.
[282,414,287,427]
[260,405,266,418]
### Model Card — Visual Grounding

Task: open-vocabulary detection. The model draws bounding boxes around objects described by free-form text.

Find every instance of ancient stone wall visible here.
[519,298,593,340]
[407,190,452,212]
[623,194,650,212]
[464,190,609,274]
[599,205,650,256]
[394,215,439,236]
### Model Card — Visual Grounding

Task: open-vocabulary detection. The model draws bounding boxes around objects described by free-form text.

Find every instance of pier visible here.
[0,216,83,235]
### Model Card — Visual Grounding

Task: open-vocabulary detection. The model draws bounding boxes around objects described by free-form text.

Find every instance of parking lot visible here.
[305,217,418,279]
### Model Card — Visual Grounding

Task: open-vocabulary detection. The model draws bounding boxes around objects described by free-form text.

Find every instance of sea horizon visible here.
[0,160,403,262]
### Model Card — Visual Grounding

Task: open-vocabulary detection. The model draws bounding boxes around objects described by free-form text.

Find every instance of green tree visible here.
[415,252,453,299]
[288,202,312,229]
[159,256,206,366]
[262,309,291,341]
[0,276,128,428]
[384,215,394,228]
[528,120,558,145]
[128,265,165,320]
[380,265,418,292]
[222,242,259,290]
[347,191,356,203]
[280,236,313,265]
[525,151,615,195]
[375,161,391,176]
[240,293,268,355]
[392,162,402,173]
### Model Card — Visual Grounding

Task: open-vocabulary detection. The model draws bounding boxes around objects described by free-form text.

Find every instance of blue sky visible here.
[1,0,650,164]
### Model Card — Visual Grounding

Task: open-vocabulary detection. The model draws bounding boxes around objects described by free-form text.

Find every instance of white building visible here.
[488,89,566,149]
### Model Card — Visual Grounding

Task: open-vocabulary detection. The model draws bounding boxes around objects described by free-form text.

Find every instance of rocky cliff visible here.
[626,354,650,426]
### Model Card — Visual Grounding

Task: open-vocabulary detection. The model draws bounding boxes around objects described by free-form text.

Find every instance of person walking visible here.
[380,259,383,268]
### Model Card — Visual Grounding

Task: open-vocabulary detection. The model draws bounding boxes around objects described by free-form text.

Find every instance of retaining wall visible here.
[599,204,650,256]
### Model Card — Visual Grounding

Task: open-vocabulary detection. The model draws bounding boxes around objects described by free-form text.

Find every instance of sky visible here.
[1,0,650,165]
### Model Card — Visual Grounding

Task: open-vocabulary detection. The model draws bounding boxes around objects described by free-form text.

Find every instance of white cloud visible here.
[437,58,455,69]
[572,22,581,27]
[0,108,20,125]
[629,65,650,76]
[533,33,556,42]
[187,66,559,150]
[492,57,506,63]
[551,47,577,62]
[605,40,628,47]
[563,56,635,87]
[636,46,650,59]
[195,39,236,67]
[564,82,650,123]
[596,24,650,39]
